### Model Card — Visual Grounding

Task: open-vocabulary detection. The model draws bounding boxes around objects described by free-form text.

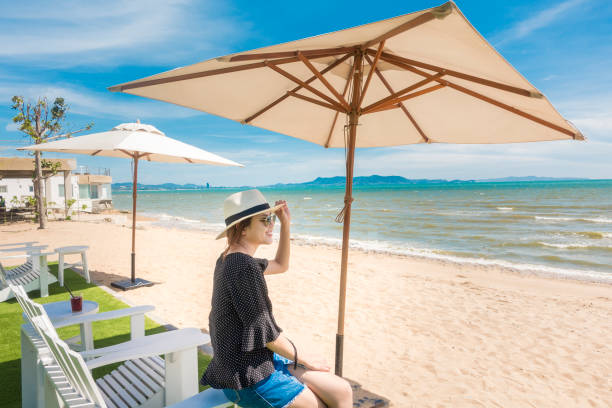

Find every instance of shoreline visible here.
[1,218,611,407]
[83,211,612,286]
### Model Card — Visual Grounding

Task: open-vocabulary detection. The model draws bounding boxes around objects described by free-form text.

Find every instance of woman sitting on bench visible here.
[201,189,352,408]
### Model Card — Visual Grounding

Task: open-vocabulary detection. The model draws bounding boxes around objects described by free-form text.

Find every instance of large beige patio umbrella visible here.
[109,1,584,373]
[20,122,242,290]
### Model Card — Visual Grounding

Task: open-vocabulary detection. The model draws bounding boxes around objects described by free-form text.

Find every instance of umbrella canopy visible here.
[109,2,582,146]
[21,122,241,166]
[109,1,584,373]
[20,122,242,290]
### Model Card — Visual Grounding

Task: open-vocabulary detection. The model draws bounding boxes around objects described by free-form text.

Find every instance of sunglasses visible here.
[259,214,277,226]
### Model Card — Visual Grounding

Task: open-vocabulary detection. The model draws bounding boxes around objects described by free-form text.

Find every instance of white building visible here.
[0,157,112,214]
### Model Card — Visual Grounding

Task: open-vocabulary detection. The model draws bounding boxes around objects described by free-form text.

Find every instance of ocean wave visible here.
[534,216,574,222]
[289,234,612,284]
[582,218,612,224]
[144,212,225,232]
[537,255,610,268]
[497,207,513,211]
[568,231,608,239]
[535,216,612,224]
[134,210,612,284]
[538,242,612,251]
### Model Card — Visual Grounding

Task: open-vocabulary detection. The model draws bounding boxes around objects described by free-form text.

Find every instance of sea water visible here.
[113,180,612,282]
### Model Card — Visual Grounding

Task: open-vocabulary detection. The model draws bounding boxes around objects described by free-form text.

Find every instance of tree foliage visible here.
[10,96,93,229]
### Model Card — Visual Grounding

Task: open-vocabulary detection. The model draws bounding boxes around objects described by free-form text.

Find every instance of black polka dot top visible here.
[200,252,282,390]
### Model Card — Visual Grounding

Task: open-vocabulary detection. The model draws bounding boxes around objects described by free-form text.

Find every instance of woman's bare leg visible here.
[288,386,326,408]
[288,366,353,408]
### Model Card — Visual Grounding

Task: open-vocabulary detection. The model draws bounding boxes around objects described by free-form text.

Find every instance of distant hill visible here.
[265,175,471,188]
[476,176,588,182]
[266,175,591,187]
[112,175,592,191]
[112,182,208,191]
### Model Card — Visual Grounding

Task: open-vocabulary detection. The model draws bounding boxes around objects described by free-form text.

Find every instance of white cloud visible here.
[492,0,587,46]
[556,94,612,136]
[0,0,248,67]
[5,122,18,132]
[0,81,200,120]
[572,117,612,133]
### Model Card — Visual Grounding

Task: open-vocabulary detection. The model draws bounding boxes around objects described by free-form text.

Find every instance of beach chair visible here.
[12,282,155,407]
[0,250,58,301]
[13,284,210,408]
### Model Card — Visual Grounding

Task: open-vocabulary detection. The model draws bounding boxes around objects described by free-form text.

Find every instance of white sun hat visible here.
[216,189,283,240]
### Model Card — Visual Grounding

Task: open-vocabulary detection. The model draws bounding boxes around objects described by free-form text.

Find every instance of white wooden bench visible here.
[0,250,58,301]
[13,283,211,407]
[55,245,90,285]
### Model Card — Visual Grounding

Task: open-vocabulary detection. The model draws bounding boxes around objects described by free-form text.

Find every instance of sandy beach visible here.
[2,217,610,407]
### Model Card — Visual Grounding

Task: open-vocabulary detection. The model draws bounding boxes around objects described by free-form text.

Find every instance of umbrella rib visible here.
[90,150,102,156]
[110,56,302,92]
[367,57,430,143]
[359,40,385,108]
[184,157,193,163]
[363,84,445,114]
[228,46,358,62]
[370,49,543,98]
[297,52,349,110]
[362,7,444,49]
[118,149,136,158]
[325,54,357,148]
[380,56,581,138]
[361,72,445,113]
[265,62,347,112]
[243,53,352,124]
[287,91,345,113]
[445,82,581,138]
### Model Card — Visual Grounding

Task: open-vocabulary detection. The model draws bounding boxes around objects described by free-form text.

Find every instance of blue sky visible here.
[1,0,610,186]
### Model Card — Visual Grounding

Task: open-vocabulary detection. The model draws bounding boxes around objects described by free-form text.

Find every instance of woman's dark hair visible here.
[222,217,253,258]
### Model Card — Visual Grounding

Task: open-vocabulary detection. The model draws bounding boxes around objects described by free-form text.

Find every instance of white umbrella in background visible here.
[20,122,242,290]
[108,1,584,372]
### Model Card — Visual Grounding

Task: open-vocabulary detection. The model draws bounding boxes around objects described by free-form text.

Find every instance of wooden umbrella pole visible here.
[335,50,363,376]
[131,155,138,283]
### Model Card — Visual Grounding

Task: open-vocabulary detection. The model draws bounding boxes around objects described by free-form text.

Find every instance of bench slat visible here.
[97,376,130,408]
[100,391,118,408]
[124,360,163,394]
[110,369,147,405]
[117,364,155,398]
[132,358,165,387]
[143,355,165,377]
[102,374,139,407]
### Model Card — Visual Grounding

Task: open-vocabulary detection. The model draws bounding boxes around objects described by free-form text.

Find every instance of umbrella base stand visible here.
[111,278,154,291]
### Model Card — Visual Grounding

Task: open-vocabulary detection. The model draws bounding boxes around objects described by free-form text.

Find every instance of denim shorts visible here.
[222,353,305,408]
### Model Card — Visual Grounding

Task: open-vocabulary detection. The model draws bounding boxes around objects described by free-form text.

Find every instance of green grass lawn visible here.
[0,264,212,408]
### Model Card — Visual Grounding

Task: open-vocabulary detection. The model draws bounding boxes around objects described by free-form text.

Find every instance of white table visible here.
[22,299,99,351]
[55,245,90,286]
[41,299,99,349]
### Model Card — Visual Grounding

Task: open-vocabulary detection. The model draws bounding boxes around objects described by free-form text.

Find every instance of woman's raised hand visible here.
[274,200,291,225]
